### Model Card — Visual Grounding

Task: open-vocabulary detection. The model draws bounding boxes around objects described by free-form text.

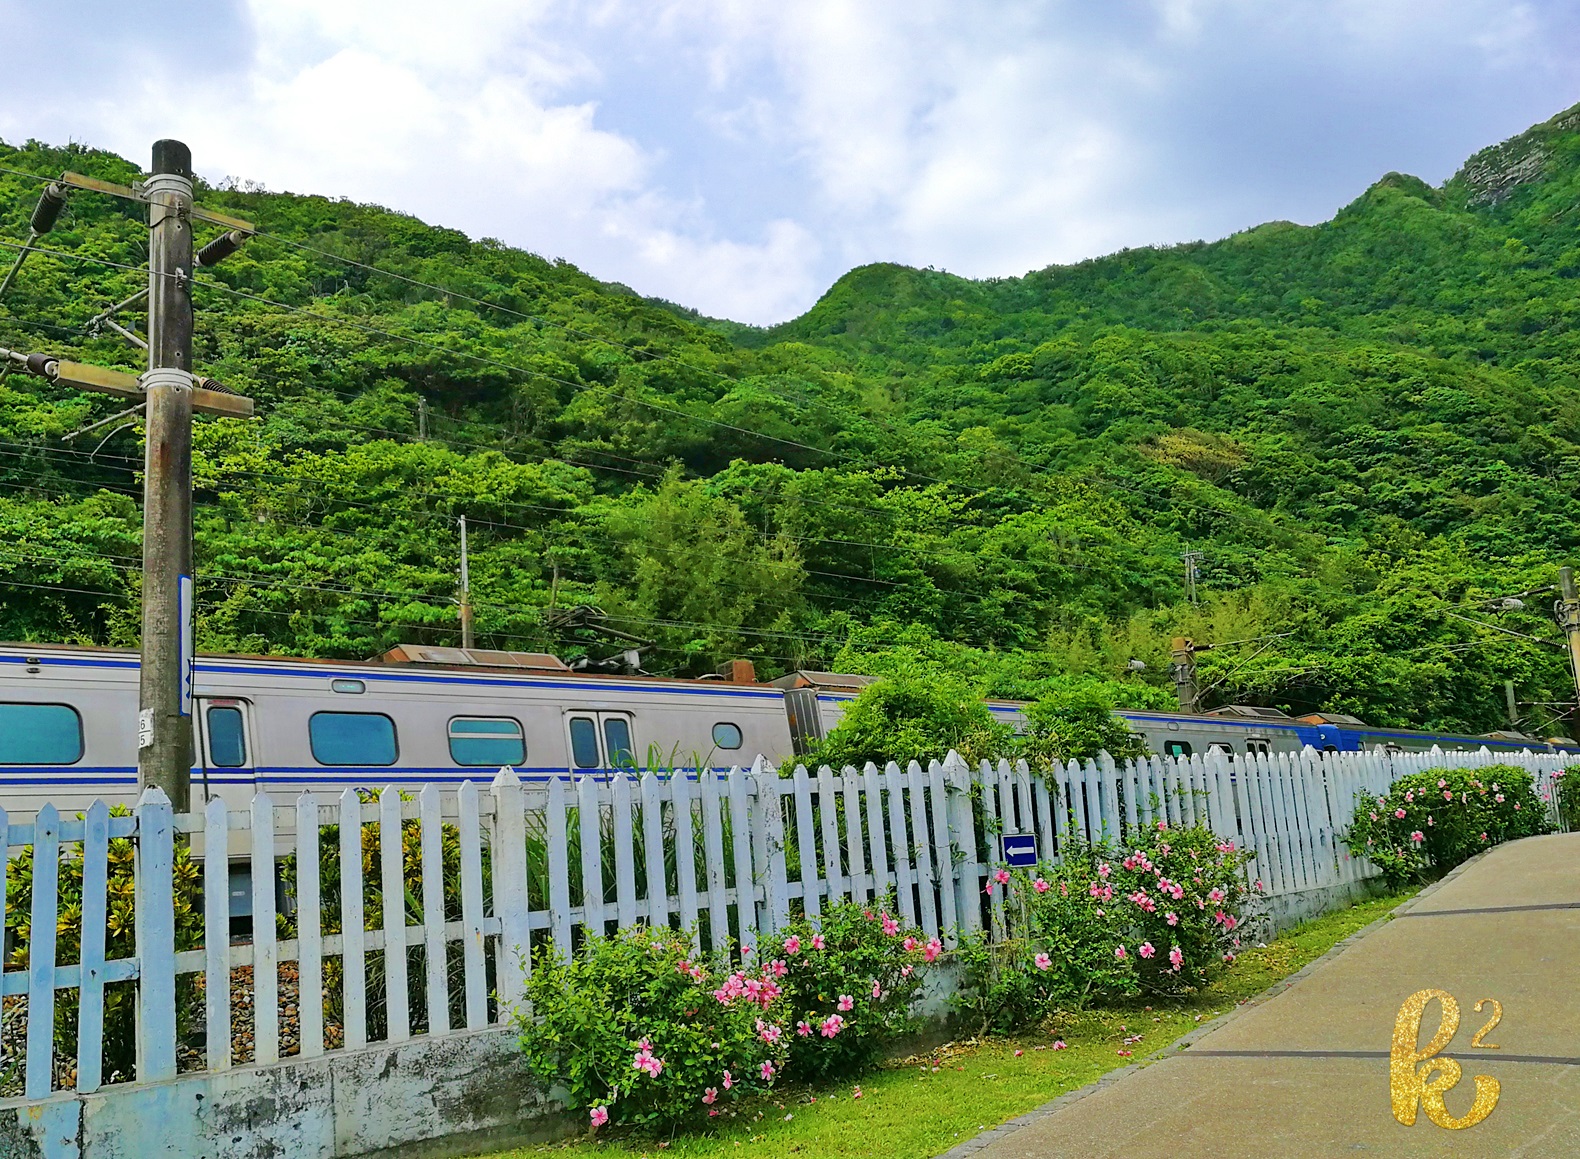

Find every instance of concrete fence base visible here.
[0,1027,571,1159]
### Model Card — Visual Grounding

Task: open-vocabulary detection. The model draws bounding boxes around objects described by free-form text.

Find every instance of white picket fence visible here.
[0,744,1570,1101]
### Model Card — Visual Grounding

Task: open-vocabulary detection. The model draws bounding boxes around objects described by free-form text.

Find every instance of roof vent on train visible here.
[378,645,572,673]
[1295,712,1369,727]
[1204,704,1292,720]
[769,671,880,692]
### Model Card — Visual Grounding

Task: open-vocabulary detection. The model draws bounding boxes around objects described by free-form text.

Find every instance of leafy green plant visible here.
[770,897,934,1080]
[1555,766,1579,832]
[1342,765,1551,887]
[517,925,787,1130]
[807,674,1013,769]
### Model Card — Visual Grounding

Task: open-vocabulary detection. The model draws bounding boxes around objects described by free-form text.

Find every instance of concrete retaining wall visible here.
[0,1028,571,1159]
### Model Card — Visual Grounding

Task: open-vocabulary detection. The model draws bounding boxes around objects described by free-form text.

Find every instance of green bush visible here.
[807,674,1013,768]
[1556,766,1580,832]
[517,925,788,1130]
[1342,765,1551,888]
[770,898,934,1080]
[954,822,1259,1033]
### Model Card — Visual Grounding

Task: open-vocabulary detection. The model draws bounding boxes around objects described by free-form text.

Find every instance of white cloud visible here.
[0,0,1576,324]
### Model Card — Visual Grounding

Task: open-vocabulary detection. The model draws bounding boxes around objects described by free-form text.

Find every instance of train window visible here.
[1208,742,1234,756]
[331,679,366,695]
[0,703,83,764]
[1246,739,1271,756]
[569,717,600,768]
[207,706,247,767]
[712,722,744,750]
[309,712,397,766]
[449,717,525,766]
[603,716,635,769]
[1164,740,1192,758]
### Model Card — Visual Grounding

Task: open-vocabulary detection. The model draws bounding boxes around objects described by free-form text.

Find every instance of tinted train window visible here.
[449,717,525,766]
[0,703,83,764]
[569,717,600,768]
[309,712,397,766]
[207,706,247,767]
[1164,740,1192,758]
[712,722,743,750]
[603,716,635,768]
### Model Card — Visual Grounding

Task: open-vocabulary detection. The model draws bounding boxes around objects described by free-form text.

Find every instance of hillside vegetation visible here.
[6,104,1580,735]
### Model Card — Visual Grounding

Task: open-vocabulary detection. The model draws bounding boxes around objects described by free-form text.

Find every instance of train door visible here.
[564,711,638,775]
[196,697,256,804]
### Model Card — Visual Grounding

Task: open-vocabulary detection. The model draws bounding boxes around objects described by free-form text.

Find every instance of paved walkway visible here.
[947,833,1580,1158]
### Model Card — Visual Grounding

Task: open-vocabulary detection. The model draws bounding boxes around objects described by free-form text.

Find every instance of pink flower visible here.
[1394,808,1407,819]
[1165,911,1178,926]
[1208,888,1225,903]
[1156,820,1167,831]
[590,1105,609,1127]
[702,1087,718,1105]
[1015,1049,1024,1057]
[924,938,943,963]
[1139,942,1155,959]
[1368,812,1377,821]
[901,964,914,977]
[1034,878,1051,893]
[852,1086,863,1100]
[1409,831,1424,843]
[757,1019,783,1045]
[872,981,883,999]
[783,935,801,955]
[1254,880,1264,892]
[1223,952,1236,963]
[882,912,901,936]
[1437,779,1446,788]
[811,934,826,951]
[1168,945,1183,972]
[1479,832,1488,842]
[820,1014,845,1038]
[1404,790,1414,803]
[1098,863,1111,879]
[796,1021,812,1037]
[723,1070,733,1090]
[993,869,1011,886]
[1495,793,1505,803]
[1052,1039,1068,1050]
[1514,802,1521,810]
[1034,952,1052,971]
[903,936,919,952]
[760,1060,775,1082]
[838,994,855,1012]
[768,958,789,979]
[1115,945,1127,961]
[1427,816,1434,827]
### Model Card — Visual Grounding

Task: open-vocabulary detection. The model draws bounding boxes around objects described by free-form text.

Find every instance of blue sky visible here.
[3,2,1578,324]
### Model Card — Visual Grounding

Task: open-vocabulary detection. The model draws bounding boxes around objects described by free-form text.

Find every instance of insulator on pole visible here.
[29,183,67,234]
[25,352,56,378]
[195,230,247,267]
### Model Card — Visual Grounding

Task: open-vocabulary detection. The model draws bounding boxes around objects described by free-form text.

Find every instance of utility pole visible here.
[1504,679,1520,730]
[138,140,197,812]
[1170,637,1210,715]
[1181,551,1203,606]
[1557,567,1580,733]
[458,515,474,649]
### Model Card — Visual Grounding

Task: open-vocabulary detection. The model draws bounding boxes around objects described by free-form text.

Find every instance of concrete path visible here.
[948,833,1580,1158]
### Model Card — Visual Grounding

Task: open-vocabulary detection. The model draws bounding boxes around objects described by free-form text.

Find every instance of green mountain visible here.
[6,104,1580,735]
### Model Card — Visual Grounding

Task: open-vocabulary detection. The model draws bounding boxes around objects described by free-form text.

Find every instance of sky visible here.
[2,2,1578,326]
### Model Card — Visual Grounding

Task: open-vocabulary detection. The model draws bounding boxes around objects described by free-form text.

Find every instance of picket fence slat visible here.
[885,762,916,927]
[926,760,958,944]
[457,781,488,1030]
[862,764,890,908]
[843,770,868,905]
[25,804,58,1098]
[761,767,791,935]
[699,772,730,953]
[792,767,821,921]
[612,774,639,932]
[979,760,1004,939]
[545,775,573,955]
[906,762,939,937]
[817,766,845,909]
[419,785,449,1036]
[339,788,368,1050]
[380,786,410,1044]
[297,793,324,1059]
[76,800,109,1093]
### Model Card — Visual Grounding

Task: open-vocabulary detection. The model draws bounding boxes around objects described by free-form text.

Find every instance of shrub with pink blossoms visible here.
[1343,765,1549,887]
[517,925,787,1129]
[772,896,931,1081]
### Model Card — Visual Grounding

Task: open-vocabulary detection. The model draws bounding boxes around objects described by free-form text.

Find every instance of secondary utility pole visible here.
[458,515,475,649]
[139,140,197,812]
[1181,551,1203,606]
[1556,567,1580,732]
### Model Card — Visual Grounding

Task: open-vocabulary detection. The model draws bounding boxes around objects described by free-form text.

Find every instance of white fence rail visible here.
[0,744,1569,1101]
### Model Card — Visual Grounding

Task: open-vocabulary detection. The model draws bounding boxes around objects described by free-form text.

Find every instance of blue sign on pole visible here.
[1001,833,1038,869]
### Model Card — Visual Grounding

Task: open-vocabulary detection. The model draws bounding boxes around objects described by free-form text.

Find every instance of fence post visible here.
[945,751,982,935]
[133,785,176,1083]
[491,767,532,1012]
[25,804,60,1098]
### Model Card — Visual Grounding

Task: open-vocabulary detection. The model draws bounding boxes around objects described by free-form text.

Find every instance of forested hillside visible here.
[6,104,1580,735]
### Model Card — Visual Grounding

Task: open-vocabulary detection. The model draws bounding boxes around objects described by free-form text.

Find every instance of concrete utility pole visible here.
[1557,567,1580,731]
[1170,636,1210,715]
[138,140,198,811]
[1181,551,1203,606]
[1505,679,1520,730]
[458,515,475,649]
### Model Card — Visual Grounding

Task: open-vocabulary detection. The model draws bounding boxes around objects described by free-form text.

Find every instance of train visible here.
[4,641,1576,820]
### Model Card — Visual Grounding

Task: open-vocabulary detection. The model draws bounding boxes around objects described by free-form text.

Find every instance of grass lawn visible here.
[493,890,1414,1159]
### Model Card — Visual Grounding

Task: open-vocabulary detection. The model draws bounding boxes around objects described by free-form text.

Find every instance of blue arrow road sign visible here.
[1001,833,1038,869]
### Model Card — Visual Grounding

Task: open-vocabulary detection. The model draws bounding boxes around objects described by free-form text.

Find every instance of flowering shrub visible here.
[954,823,1259,1033]
[517,925,788,1129]
[1557,766,1580,832]
[1342,765,1551,888]
[772,898,934,1080]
